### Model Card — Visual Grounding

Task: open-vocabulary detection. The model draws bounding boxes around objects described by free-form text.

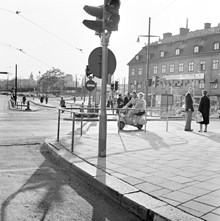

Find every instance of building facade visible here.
[127,23,220,108]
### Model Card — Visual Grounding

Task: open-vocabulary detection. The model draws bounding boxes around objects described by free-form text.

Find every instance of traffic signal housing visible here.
[105,0,120,32]
[110,83,115,90]
[83,0,120,34]
[155,76,160,87]
[115,80,119,91]
[85,65,93,79]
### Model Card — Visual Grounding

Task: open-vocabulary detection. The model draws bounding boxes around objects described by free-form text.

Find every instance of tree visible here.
[38,68,65,94]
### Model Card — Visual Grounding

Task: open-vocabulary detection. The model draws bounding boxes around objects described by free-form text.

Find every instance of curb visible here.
[43,139,203,221]
[30,100,56,108]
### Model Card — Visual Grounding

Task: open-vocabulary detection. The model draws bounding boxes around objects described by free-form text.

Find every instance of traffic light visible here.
[85,65,93,79]
[83,5,103,34]
[105,0,120,32]
[115,80,119,91]
[83,0,120,34]
[110,83,115,90]
[155,76,160,87]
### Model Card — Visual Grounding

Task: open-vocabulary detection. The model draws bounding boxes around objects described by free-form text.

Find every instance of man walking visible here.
[184,87,194,131]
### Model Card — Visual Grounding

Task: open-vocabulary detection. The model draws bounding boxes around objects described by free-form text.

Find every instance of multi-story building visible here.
[127,22,220,109]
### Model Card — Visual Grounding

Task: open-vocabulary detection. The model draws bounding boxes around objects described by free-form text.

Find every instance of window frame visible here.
[131,68,135,76]
[160,51,165,58]
[178,63,184,72]
[214,42,220,50]
[153,66,158,74]
[175,48,180,56]
[200,60,206,71]
[212,59,219,70]
[193,45,200,53]
[199,80,205,89]
[161,65,166,74]
[169,64,175,73]
[138,67,143,75]
[188,61,194,72]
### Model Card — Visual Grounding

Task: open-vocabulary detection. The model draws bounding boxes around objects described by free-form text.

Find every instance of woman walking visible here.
[198,90,210,132]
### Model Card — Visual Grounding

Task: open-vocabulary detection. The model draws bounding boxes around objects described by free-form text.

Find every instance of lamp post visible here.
[137,17,159,107]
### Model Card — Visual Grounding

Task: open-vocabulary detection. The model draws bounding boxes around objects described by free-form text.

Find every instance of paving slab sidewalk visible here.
[44,119,220,221]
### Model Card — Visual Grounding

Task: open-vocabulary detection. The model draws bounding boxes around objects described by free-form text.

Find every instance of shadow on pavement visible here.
[0,145,139,221]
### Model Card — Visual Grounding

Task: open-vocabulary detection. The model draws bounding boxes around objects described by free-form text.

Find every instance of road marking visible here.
[0,167,51,172]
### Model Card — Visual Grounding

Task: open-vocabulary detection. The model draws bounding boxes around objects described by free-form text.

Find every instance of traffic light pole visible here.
[98,31,109,157]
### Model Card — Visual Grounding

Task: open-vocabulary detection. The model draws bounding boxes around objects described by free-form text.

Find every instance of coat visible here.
[185,92,194,112]
[198,95,210,124]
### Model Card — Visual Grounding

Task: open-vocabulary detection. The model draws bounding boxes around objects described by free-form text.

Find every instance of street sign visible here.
[88,47,116,79]
[85,80,96,91]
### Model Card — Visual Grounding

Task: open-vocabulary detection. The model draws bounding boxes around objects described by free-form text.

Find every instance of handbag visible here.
[195,111,203,123]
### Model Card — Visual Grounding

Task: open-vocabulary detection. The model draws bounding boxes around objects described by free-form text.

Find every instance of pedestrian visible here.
[60,96,66,113]
[116,94,124,114]
[40,95,44,103]
[107,96,113,108]
[73,96,76,103]
[184,87,194,131]
[22,95,26,104]
[45,95,48,104]
[124,92,132,107]
[198,90,210,132]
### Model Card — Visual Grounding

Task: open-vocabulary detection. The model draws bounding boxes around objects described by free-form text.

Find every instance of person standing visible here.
[45,95,48,104]
[60,97,66,113]
[22,95,26,105]
[198,90,210,132]
[184,87,194,131]
[116,94,124,114]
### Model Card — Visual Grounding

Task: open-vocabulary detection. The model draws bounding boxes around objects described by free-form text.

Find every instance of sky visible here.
[0,0,220,83]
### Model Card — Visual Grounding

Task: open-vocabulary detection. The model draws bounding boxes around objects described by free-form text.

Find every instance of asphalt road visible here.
[0,95,141,221]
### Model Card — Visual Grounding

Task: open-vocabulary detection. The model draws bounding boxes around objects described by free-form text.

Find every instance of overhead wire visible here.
[0,42,50,67]
[0,7,83,53]
[151,0,178,18]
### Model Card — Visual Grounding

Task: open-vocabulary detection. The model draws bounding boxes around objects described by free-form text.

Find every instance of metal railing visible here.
[56,105,182,153]
[56,106,120,153]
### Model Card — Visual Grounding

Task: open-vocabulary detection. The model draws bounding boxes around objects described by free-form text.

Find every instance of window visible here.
[179,63,184,72]
[153,66,158,74]
[199,80,205,89]
[194,46,199,53]
[210,81,218,89]
[131,68,135,76]
[200,61,206,71]
[214,42,220,50]
[161,65,166,74]
[135,55,140,60]
[212,59,219,70]
[169,64,174,73]
[138,67,142,75]
[160,51,165,58]
[175,48,180,55]
[188,62,194,72]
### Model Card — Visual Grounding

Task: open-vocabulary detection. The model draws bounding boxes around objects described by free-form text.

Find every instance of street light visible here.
[137,17,159,107]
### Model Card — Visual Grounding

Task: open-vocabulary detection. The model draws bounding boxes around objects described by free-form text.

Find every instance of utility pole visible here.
[137,17,159,107]
[15,64,17,103]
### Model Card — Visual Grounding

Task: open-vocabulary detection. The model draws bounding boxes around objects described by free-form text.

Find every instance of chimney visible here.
[163,32,172,39]
[179,27,189,36]
[204,23,211,29]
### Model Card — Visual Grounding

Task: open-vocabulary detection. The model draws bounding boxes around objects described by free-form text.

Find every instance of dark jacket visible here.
[124,96,132,108]
[198,95,210,124]
[185,92,194,112]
